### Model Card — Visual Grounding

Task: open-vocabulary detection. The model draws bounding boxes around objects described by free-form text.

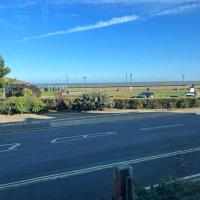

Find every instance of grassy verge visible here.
[42,86,195,98]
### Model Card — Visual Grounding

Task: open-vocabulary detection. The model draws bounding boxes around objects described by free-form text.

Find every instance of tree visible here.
[0,55,11,97]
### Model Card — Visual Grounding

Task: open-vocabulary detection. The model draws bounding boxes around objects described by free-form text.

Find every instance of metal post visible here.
[130,74,133,87]
[83,76,86,93]
[126,73,128,87]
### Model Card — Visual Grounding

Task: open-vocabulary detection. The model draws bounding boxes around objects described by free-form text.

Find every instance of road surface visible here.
[0,112,200,200]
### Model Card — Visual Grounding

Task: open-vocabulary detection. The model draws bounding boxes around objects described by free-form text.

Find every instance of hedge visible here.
[0,97,46,114]
[72,93,114,111]
[114,98,200,110]
[0,96,200,114]
[135,180,200,200]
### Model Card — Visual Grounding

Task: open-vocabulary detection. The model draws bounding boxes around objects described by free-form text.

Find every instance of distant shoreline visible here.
[36,81,200,88]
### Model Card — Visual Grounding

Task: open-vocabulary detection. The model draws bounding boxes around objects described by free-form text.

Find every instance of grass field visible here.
[42,85,200,98]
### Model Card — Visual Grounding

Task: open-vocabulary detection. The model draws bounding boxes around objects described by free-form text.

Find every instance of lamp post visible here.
[129,73,133,93]
[83,76,87,93]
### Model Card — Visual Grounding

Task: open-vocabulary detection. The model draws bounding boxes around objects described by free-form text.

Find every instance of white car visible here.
[186,92,196,97]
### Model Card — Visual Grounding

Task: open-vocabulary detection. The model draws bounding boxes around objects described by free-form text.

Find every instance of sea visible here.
[36,81,200,88]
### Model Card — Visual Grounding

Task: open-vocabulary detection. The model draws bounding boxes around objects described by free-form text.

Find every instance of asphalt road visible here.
[0,112,200,200]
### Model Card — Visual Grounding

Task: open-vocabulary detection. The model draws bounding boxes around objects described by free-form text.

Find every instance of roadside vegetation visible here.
[0,93,200,115]
[0,97,46,115]
[134,180,200,200]
[0,56,199,115]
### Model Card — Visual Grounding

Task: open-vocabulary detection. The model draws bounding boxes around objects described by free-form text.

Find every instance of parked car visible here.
[136,91,154,98]
[186,92,196,97]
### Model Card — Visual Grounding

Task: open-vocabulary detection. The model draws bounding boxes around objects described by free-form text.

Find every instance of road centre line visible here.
[0,143,21,153]
[0,146,200,190]
[140,124,184,131]
[50,131,117,144]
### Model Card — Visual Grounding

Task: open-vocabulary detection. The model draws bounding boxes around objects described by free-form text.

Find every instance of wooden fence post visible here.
[114,164,134,200]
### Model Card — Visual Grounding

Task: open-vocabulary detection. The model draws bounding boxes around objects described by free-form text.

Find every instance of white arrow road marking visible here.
[50,131,118,144]
[0,146,200,190]
[0,143,21,153]
[140,124,184,131]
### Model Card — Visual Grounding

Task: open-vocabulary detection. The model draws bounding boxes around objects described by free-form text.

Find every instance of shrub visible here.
[114,99,128,109]
[22,88,33,97]
[41,98,59,110]
[28,98,47,113]
[0,97,47,114]
[0,97,200,115]
[73,93,114,111]
[135,180,200,200]
[64,98,74,111]
[114,98,200,110]
[0,98,16,114]
[14,97,29,113]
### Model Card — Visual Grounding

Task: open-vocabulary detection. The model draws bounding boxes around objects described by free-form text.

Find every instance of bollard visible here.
[114,164,133,200]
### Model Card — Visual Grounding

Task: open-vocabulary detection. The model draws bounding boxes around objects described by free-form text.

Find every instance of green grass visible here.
[42,91,55,97]
[42,86,193,98]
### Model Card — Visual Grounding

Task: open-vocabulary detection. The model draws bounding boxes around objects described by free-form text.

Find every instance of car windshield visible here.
[0,1,200,200]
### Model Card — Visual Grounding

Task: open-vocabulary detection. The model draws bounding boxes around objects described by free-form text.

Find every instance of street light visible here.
[130,73,133,87]
[83,76,87,93]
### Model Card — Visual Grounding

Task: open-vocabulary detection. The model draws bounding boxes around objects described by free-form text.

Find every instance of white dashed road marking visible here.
[140,124,184,131]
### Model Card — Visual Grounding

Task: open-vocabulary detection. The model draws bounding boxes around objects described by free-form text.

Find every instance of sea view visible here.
[36,81,200,88]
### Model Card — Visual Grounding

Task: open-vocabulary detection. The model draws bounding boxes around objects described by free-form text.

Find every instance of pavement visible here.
[0,112,200,200]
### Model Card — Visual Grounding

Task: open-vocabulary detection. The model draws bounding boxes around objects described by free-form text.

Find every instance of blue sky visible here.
[0,0,200,83]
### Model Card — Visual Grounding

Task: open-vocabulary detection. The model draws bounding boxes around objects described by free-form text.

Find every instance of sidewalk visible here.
[0,108,199,124]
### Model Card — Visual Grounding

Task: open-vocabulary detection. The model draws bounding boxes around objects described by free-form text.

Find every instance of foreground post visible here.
[114,164,134,200]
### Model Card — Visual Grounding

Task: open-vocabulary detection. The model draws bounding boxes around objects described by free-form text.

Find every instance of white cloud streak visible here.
[18,1,200,42]
[18,15,139,42]
[154,2,200,16]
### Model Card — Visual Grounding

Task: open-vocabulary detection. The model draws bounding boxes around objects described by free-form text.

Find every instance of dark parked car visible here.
[136,91,154,99]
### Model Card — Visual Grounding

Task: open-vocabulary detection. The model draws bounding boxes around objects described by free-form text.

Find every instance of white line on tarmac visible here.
[0,143,21,153]
[140,124,184,131]
[50,131,117,144]
[0,146,200,190]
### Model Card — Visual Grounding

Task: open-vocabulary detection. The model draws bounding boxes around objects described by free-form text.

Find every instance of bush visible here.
[73,93,114,111]
[114,98,200,110]
[135,180,200,200]
[0,98,16,114]
[64,98,74,111]
[22,88,33,97]
[14,97,29,113]
[28,98,47,113]
[41,98,59,110]
[0,97,200,115]
[0,97,47,114]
